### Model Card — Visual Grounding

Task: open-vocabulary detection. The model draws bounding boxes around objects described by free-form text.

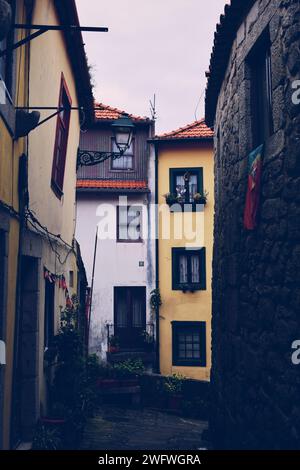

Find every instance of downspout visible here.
[154,143,160,374]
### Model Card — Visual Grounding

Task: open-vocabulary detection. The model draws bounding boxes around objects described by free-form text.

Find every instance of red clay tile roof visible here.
[77,179,148,190]
[94,103,151,123]
[155,119,213,140]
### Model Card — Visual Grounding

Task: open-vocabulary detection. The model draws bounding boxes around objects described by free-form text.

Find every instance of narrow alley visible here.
[81,406,209,451]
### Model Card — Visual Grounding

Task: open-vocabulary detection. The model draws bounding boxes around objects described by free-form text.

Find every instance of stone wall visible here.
[211,0,300,449]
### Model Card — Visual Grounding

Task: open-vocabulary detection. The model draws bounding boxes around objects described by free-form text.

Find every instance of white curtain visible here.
[179,255,188,284]
[189,175,198,202]
[116,291,127,327]
[112,133,133,169]
[132,297,143,328]
[191,254,200,283]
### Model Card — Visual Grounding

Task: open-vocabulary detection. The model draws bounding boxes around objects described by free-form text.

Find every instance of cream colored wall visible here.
[28,0,80,245]
[158,142,214,381]
[27,0,81,416]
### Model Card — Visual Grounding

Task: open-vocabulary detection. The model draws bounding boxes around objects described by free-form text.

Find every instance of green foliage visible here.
[163,374,185,396]
[112,359,145,379]
[32,423,62,451]
[108,335,120,348]
[141,330,154,344]
[43,299,100,448]
[150,289,162,310]
[163,192,179,205]
[193,190,209,204]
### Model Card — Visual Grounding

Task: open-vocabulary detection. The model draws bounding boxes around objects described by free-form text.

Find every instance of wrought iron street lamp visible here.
[77,114,135,169]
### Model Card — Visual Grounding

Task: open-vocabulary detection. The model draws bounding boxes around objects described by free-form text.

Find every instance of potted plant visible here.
[32,422,63,450]
[193,190,208,205]
[163,192,179,206]
[112,359,145,387]
[163,374,185,411]
[108,335,120,353]
[150,288,162,310]
[141,330,154,352]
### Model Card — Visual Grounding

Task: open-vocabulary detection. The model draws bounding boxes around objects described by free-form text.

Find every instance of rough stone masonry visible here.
[206,0,300,449]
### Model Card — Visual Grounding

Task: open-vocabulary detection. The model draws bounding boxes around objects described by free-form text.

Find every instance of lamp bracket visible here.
[77,149,126,170]
[0,24,108,58]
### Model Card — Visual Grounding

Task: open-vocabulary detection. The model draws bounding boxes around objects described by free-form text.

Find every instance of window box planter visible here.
[97,378,120,389]
[181,284,198,293]
[120,378,139,387]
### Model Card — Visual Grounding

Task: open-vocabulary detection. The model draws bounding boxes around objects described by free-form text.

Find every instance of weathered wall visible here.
[0,0,28,449]
[28,0,79,245]
[211,0,300,449]
[158,142,214,381]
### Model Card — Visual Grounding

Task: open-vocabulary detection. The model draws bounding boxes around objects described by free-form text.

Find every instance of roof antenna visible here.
[194,88,205,121]
[150,94,157,121]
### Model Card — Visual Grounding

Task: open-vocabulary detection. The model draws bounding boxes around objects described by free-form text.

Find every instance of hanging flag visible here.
[244,144,264,230]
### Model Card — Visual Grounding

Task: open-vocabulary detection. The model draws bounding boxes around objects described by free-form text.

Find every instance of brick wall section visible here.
[211,0,300,449]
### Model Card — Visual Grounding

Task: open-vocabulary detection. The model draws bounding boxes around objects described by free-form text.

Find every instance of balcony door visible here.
[114,287,146,350]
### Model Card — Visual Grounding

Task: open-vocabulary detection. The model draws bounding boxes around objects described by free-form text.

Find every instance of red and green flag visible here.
[244,144,264,230]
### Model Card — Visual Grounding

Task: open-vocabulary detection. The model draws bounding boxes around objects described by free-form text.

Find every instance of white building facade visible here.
[76,105,156,366]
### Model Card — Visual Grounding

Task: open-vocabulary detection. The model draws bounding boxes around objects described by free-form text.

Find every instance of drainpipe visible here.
[154,143,160,374]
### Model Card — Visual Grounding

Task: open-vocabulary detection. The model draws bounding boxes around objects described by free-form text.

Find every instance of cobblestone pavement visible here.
[80,405,209,450]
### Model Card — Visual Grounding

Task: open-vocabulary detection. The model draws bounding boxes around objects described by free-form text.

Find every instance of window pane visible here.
[175,175,185,200]
[179,255,188,284]
[189,175,198,202]
[191,254,200,283]
[132,297,143,327]
[112,155,133,170]
[112,133,134,170]
[116,290,127,327]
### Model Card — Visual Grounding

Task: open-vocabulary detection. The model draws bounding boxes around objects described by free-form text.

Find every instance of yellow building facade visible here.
[0,0,92,449]
[154,121,214,381]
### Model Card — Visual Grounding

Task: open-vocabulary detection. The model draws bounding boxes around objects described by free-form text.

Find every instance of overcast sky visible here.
[76,0,227,133]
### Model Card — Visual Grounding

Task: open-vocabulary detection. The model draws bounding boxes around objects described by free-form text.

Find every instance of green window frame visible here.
[172,321,207,367]
[169,167,203,210]
[172,247,206,291]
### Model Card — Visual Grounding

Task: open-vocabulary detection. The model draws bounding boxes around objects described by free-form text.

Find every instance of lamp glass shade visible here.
[111,115,135,154]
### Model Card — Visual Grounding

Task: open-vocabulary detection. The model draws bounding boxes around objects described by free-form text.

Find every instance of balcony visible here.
[106,323,155,365]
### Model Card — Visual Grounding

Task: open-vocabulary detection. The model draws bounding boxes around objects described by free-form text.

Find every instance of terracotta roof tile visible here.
[155,119,213,140]
[94,103,150,123]
[77,179,148,190]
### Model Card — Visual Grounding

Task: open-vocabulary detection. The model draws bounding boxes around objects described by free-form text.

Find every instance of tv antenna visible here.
[150,94,157,121]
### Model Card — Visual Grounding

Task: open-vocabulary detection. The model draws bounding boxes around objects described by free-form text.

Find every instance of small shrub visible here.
[113,359,145,379]
[163,374,185,396]
[32,423,62,450]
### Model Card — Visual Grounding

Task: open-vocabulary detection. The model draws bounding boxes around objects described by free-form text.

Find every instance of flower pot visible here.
[0,0,12,41]
[97,378,120,389]
[41,417,67,426]
[168,394,183,411]
[120,378,139,387]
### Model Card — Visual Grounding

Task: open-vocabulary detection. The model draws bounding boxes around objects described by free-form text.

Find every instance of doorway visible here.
[114,287,146,350]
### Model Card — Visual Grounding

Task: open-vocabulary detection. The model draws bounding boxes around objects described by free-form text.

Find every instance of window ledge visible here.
[51,180,64,200]
[167,202,206,213]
